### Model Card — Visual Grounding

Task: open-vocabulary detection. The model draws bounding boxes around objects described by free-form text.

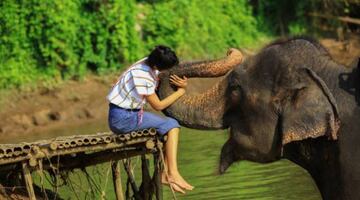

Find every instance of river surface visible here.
[1,120,321,199]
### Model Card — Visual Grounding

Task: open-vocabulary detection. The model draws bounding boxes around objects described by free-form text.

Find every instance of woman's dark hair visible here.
[146,45,179,70]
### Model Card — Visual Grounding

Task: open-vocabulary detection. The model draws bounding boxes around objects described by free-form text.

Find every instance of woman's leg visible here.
[132,112,193,192]
[165,128,194,191]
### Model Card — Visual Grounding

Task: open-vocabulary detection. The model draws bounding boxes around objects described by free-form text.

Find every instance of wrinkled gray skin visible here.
[158,37,360,200]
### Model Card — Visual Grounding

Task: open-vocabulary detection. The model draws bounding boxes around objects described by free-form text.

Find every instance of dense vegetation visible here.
[140,0,263,59]
[255,0,358,35]
[0,0,140,88]
[0,0,355,89]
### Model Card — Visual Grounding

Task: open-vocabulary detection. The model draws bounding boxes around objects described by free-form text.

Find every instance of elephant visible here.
[157,37,360,200]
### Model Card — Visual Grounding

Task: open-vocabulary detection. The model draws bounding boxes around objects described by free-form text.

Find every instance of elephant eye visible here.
[230,86,243,105]
[231,90,241,98]
[291,87,306,106]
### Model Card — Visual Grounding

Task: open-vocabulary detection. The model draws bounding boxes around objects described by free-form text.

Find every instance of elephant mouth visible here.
[218,115,284,174]
[218,147,282,175]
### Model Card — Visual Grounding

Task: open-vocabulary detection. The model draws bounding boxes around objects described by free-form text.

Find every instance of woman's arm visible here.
[145,75,187,111]
[145,89,185,111]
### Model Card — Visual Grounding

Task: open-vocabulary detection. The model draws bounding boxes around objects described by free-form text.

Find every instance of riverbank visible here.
[0,36,359,143]
[0,74,113,142]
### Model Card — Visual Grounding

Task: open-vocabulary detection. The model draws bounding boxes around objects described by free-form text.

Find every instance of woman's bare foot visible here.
[169,182,186,194]
[162,171,194,190]
[168,172,194,191]
[161,172,186,194]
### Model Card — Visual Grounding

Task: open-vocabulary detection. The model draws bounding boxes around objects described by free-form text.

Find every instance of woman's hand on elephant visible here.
[170,75,188,89]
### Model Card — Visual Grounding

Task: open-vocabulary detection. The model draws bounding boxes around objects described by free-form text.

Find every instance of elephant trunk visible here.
[168,48,243,78]
[157,49,243,129]
[159,77,229,129]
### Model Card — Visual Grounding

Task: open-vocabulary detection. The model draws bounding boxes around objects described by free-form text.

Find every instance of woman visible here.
[107,45,193,193]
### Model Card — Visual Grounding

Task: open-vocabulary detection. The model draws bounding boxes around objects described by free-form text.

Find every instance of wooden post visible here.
[123,159,141,200]
[140,154,152,200]
[153,152,163,200]
[112,161,124,200]
[336,27,345,42]
[22,162,36,200]
[125,178,131,200]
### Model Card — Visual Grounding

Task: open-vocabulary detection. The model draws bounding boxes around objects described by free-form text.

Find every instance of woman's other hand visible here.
[146,75,187,111]
[170,75,188,89]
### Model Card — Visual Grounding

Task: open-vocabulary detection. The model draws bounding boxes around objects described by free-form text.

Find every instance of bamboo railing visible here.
[0,128,165,200]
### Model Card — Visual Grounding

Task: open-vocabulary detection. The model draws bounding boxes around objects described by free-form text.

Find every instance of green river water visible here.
[1,121,321,200]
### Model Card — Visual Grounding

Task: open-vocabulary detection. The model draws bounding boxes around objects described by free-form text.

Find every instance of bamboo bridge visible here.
[0,128,166,200]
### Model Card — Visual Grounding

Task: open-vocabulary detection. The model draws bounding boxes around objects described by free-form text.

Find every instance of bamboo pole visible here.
[142,129,150,136]
[131,131,138,138]
[22,162,36,200]
[0,149,4,159]
[123,159,141,200]
[0,137,155,166]
[23,145,31,154]
[112,161,124,200]
[125,178,131,199]
[0,145,152,175]
[153,152,163,200]
[47,147,148,172]
[140,154,152,200]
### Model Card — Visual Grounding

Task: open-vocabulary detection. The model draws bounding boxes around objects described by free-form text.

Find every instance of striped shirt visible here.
[107,58,160,109]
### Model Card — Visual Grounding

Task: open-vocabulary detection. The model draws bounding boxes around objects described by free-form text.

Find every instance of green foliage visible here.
[141,0,264,59]
[255,0,311,35]
[0,0,141,88]
[255,0,355,36]
[1,0,355,89]
[0,0,267,89]
[0,0,38,88]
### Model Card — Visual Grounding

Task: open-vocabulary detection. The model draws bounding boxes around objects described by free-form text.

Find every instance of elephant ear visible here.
[281,67,340,145]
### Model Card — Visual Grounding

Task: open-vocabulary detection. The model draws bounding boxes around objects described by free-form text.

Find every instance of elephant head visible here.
[158,38,342,174]
[218,42,341,172]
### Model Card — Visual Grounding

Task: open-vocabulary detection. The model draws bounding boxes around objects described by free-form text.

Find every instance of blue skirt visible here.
[108,104,180,135]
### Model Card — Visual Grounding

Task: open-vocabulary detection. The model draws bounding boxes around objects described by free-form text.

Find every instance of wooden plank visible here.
[0,129,157,166]
[339,16,360,25]
[1,147,150,176]
[112,161,124,200]
[308,12,360,25]
[22,162,36,200]
[0,137,155,166]
[46,147,149,171]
